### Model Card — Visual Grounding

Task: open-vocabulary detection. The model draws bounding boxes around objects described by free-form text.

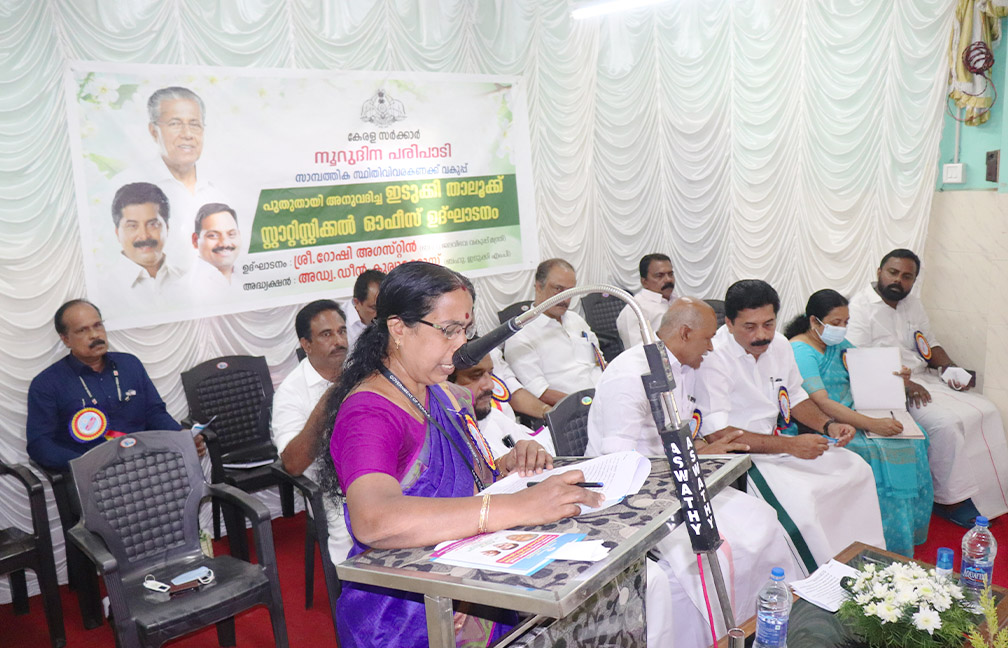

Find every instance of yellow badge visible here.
[70,407,107,443]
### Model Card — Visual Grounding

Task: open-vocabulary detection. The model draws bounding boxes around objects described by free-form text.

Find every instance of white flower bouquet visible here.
[838,561,976,648]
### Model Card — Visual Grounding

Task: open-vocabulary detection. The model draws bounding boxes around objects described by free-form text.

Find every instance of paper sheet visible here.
[480,450,651,513]
[846,347,905,410]
[845,347,924,439]
[789,559,860,612]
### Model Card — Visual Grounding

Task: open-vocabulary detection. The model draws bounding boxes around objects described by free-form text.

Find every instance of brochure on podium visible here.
[431,530,588,575]
[845,347,924,439]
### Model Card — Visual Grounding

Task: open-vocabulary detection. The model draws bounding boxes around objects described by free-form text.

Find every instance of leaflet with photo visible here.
[431,530,586,576]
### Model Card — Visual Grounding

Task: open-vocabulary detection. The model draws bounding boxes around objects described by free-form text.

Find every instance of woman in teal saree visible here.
[785,289,933,557]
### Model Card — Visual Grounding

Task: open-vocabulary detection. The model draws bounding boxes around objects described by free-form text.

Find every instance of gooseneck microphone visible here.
[452,317,524,369]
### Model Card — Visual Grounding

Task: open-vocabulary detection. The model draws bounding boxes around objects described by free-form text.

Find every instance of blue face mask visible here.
[815,318,846,346]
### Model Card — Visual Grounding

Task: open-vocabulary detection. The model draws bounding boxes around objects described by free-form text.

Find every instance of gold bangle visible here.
[478,493,491,534]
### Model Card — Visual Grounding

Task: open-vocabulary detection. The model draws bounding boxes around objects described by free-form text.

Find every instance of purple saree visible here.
[332,385,513,648]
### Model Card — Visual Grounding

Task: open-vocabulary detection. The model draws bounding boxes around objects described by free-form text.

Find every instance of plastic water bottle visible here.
[960,516,997,612]
[753,567,792,648]
[935,547,954,582]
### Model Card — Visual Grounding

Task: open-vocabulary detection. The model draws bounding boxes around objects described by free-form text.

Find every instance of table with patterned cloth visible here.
[336,454,751,648]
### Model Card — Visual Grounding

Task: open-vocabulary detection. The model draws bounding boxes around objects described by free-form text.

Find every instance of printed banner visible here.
[64,63,539,329]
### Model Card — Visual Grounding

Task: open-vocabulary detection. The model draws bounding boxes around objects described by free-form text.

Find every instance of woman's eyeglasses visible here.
[417,319,476,340]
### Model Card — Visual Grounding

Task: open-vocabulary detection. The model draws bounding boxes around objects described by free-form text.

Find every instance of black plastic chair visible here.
[580,292,626,362]
[544,388,595,457]
[67,430,289,648]
[1,460,65,648]
[497,300,533,324]
[28,459,103,629]
[181,355,294,560]
[270,464,341,637]
[704,299,726,327]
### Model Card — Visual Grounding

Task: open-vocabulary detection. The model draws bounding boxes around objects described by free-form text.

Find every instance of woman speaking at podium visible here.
[318,261,602,648]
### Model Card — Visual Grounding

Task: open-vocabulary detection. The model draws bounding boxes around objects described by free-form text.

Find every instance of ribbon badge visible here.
[777,386,791,426]
[70,407,107,443]
[464,413,496,471]
[689,409,702,439]
[841,349,849,372]
[490,373,511,403]
[914,331,932,361]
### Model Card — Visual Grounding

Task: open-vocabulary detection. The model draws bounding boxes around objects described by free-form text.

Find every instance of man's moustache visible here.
[662,282,675,291]
[330,346,347,355]
[89,339,106,349]
[751,338,772,347]
[212,245,237,253]
[133,239,158,248]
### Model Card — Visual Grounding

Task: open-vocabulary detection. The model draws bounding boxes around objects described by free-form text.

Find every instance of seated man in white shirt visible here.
[847,248,1008,526]
[340,269,385,354]
[616,253,679,350]
[587,297,801,648]
[504,258,604,405]
[694,280,885,575]
[272,299,352,562]
[449,350,556,457]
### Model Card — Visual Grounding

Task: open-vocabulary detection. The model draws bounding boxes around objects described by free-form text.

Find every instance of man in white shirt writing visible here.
[694,280,885,574]
[588,297,800,648]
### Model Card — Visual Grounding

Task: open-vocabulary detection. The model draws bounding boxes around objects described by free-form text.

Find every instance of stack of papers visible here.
[845,347,924,439]
[479,450,652,513]
[789,559,860,612]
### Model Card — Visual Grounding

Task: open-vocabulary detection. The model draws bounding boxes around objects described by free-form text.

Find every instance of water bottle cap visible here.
[771,567,785,580]
[936,547,954,568]
[976,516,989,527]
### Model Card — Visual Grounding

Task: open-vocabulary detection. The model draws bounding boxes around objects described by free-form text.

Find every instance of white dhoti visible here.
[648,487,802,648]
[910,374,1008,518]
[746,447,885,574]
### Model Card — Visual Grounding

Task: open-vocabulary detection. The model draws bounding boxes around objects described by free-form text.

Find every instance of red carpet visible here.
[0,513,338,648]
[4,511,1007,647]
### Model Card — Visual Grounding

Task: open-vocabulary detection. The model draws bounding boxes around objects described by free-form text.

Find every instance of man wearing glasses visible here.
[26,299,192,471]
[147,86,227,271]
[504,258,604,405]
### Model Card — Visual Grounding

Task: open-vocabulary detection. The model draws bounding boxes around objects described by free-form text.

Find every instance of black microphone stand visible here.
[475,284,737,632]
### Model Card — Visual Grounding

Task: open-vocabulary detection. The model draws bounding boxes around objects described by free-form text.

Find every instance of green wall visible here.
[936,33,1007,191]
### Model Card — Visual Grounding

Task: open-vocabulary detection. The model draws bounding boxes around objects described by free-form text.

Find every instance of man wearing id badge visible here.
[693,280,885,575]
[26,299,197,471]
[848,248,1008,526]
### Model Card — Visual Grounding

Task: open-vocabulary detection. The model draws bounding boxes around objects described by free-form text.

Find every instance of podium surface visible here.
[336,454,751,647]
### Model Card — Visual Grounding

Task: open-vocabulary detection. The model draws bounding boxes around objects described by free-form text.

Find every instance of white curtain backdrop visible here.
[0,0,953,600]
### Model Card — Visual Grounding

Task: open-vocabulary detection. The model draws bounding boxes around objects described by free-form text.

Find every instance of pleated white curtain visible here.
[0,0,953,599]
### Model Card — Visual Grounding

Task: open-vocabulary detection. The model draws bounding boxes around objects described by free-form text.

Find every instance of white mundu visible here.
[476,400,556,458]
[616,288,676,350]
[271,358,352,563]
[847,286,1008,517]
[694,327,885,574]
[504,309,603,397]
[586,343,802,648]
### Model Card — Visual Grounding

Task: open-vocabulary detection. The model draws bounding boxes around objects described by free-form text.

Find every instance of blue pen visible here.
[825,436,838,445]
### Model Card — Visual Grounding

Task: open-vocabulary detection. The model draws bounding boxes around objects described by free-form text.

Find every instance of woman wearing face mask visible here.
[784,289,933,557]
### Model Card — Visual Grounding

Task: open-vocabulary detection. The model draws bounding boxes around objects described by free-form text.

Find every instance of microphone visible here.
[452,318,523,369]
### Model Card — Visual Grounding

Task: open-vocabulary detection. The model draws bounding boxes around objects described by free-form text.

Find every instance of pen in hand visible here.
[527,481,604,488]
